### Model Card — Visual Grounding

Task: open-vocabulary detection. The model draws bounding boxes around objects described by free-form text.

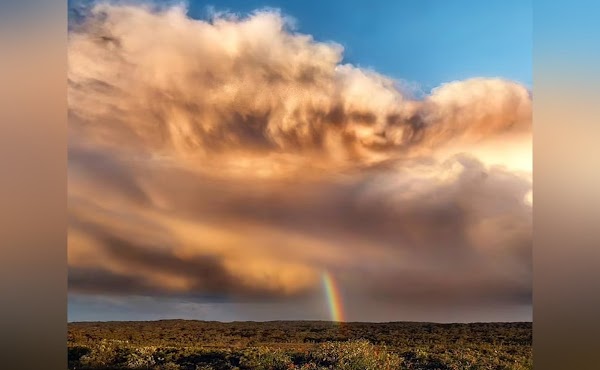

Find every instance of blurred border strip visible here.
[0,1,67,369]
[534,0,600,369]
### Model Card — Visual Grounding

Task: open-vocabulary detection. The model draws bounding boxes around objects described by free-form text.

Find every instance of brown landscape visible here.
[68,320,532,369]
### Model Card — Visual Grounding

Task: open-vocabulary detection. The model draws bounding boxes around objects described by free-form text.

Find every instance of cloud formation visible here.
[68,2,532,320]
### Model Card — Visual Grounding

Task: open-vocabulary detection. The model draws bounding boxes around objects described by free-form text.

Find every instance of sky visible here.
[187,0,532,90]
[67,0,532,322]
[69,0,532,90]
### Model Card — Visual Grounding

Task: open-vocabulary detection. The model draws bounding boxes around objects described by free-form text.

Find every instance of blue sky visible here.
[69,0,532,90]
[186,0,532,91]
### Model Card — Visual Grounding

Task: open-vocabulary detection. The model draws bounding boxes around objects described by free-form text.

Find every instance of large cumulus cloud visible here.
[68,2,532,320]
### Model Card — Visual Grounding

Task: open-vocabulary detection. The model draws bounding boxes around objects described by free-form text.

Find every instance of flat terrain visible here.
[68,320,532,369]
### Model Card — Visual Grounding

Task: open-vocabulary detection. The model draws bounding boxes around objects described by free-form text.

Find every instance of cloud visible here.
[67,2,532,319]
[68,3,530,167]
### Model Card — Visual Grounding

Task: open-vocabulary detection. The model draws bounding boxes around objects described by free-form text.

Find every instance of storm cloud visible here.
[68,2,532,321]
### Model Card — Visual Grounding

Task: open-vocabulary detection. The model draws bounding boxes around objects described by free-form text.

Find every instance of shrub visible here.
[79,339,127,368]
[68,346,91,362]
[238,346,294,370]
[126,346,158,368]
[154,363,181,370]
[309,340,401,370]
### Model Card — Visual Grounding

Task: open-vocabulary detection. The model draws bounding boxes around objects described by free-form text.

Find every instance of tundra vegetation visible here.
[68,320,532,370]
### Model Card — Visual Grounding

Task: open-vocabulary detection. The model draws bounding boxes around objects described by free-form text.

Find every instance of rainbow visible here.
[322,271,345,322]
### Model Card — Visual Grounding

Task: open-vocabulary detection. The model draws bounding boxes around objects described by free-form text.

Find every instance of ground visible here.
[68,320,532,369]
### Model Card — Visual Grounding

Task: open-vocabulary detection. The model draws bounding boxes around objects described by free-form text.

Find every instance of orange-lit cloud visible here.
[68,3,532,312]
